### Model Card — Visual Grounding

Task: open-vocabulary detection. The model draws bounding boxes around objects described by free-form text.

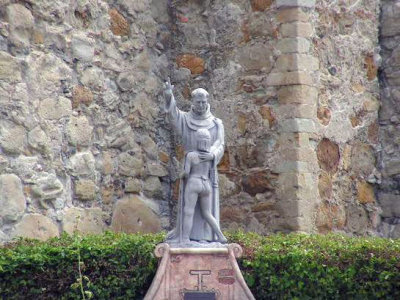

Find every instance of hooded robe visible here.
[165,96,224,242]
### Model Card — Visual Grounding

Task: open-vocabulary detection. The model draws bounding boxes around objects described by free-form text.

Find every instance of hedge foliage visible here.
[0,232,163,299]
[227,231,400,300]
[1,231,400,299]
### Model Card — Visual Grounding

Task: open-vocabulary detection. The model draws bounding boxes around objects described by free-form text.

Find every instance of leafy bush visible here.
[1,231,400,299]
[0,232,163,299]
[227,231,400,300]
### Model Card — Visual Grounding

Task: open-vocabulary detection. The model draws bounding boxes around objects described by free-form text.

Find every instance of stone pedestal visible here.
[145,243,255,300]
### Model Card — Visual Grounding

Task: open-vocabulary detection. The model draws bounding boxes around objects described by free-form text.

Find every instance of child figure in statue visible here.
[181,128,227,243]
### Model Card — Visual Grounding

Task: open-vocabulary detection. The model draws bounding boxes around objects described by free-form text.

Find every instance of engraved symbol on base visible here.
[217,269,235,285]
[179,270,220,300]
[190,270,211,291]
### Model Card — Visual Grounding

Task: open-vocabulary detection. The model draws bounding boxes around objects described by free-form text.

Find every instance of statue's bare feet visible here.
[182,238,191,244]
[218,236,227,244]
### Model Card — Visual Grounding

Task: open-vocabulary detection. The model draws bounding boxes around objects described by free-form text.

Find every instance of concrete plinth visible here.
[145,243,255,300]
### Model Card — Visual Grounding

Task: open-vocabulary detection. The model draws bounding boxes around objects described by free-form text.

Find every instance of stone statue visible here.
[163,78,226,244]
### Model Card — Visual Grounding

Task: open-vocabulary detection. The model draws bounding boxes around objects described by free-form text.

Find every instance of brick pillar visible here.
[268,0,319,232]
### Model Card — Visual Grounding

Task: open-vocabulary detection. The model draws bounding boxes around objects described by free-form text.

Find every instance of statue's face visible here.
[192,93,208,115]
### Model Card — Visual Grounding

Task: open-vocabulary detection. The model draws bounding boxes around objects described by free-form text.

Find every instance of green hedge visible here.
[1,231,400,299]
[0,232,163,299]
[227,231,400,300]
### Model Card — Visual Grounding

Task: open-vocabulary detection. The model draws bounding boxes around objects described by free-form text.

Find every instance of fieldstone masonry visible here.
[379,0,400,238]
[0,0,397,241]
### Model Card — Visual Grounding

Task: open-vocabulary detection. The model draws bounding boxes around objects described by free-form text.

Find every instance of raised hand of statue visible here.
[163,77,174,104]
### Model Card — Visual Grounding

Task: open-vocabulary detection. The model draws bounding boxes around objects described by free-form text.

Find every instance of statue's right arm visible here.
[163,78,184,135]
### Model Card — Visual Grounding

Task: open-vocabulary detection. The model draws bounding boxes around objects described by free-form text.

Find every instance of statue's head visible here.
[191,88,209,116]
[196,128,211,152]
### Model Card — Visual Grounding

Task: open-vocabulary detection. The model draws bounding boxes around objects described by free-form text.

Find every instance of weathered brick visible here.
[276,160,310,172]
[278,85,318,104]
[277,172,314,191]
[278,104,316,119]
[277,198,315,221]
[279,216,313,232]
[280,118,316,133]
[275,54,319,71]
[277,7,309,23]
[266,71,314,86]
[276,0,316,8]
[276,37,310,53]
[281,147,316,163]
[280,22,313,38]
[278,132,310,148]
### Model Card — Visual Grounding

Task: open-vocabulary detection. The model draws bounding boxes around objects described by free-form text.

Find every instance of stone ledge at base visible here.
[145,243,255,300]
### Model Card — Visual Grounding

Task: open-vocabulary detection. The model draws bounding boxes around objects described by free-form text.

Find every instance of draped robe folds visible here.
[165,96,224,242]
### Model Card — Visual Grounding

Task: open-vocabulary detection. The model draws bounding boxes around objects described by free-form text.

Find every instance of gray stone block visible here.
[379,193,400,218]
[277,161,310,172]
[276,38,310,54]
[276,0,316,8]
[280,118,316,133]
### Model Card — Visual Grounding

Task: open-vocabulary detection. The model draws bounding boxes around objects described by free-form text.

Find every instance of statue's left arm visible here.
[210,119,225,164]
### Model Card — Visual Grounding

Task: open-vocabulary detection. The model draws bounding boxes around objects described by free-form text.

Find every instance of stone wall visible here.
[0,0,171,242]
[313,0,381,235]
[0,0,397,242]
[379,0,400,238]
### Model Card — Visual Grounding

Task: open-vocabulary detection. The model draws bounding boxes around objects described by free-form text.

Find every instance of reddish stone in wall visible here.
[317,138,340,174]
[368,121,379,144]
[220,206,245,223]
[318,172,332,201]
[317,106,331,126]
[316,201,346,233]
[175,144,185,162]
[72,85,93,108]
[176,54,205,75]
[365,54,377,81]
[218,148,231,173]
[242,169,275,196]
[259,105,276,128]
[237,113,247,135]
[241,19,251,43]
[250,0,273,12]
[172,179,180,202]
[357,181,376,204]
[109,8,130,36]
[159,151,170,163]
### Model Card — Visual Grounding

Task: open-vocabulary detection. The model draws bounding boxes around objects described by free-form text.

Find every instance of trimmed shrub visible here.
[1,231,400,299]
[0,232,163,299]
[227,231,400,300]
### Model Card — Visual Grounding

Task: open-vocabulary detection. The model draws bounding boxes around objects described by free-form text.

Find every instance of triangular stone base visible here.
[145,243,255,300]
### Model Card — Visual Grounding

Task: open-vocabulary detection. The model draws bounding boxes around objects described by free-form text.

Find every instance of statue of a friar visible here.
[163,78,227,244]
